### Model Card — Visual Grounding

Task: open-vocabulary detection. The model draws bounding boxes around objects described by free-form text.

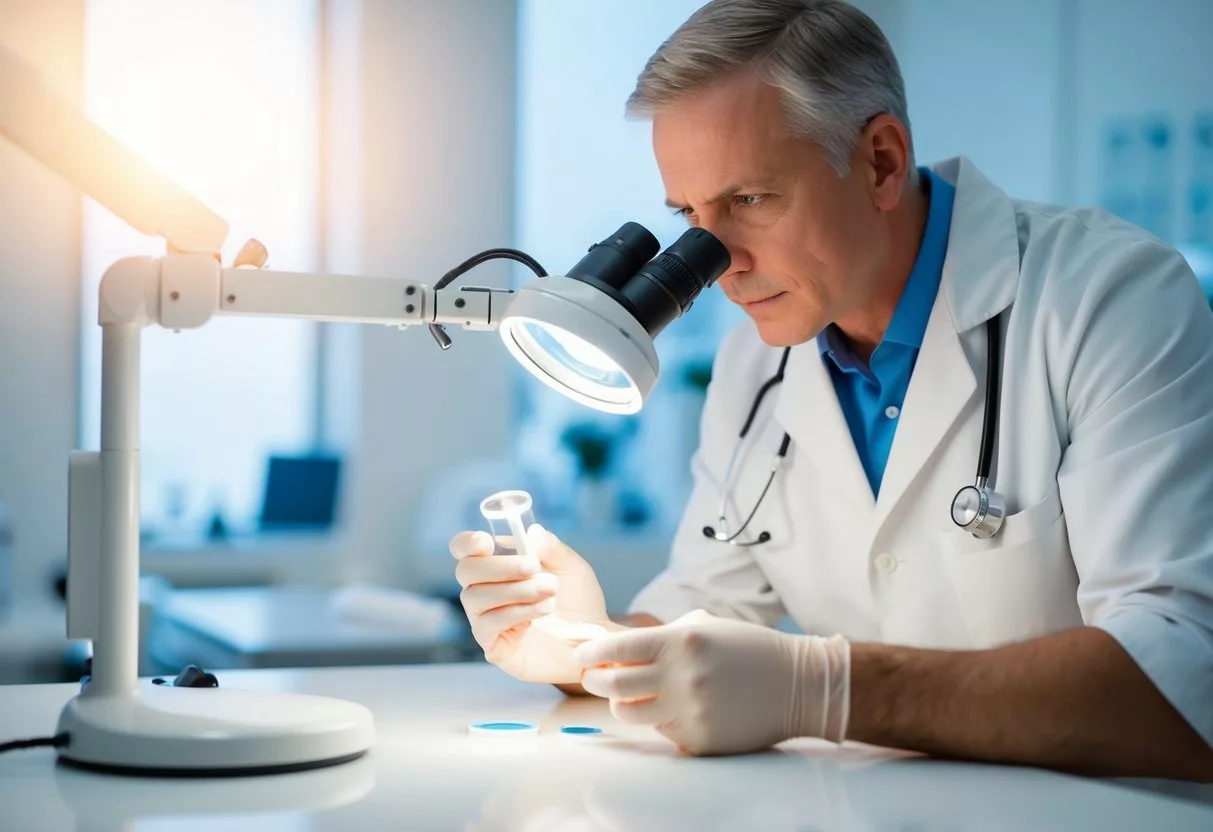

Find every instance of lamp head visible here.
[499,223,729,414]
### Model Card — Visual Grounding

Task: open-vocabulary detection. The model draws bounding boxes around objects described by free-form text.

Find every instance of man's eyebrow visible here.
[664,181,776,210]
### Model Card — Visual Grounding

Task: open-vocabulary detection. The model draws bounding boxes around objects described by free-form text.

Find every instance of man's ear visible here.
[857,114,912,212]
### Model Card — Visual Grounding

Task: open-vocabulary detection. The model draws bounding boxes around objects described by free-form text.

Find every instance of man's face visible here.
[653,72,890,347]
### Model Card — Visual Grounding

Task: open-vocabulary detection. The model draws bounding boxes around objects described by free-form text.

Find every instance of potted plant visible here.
[560,422,618,526]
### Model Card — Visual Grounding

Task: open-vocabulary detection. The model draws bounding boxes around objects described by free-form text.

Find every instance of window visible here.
[514,0,743,539]
[80,0,321,539]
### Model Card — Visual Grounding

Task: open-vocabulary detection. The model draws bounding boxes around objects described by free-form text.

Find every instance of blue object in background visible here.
[0,501,10,623]
[1177,244,1213,309]
[258,455,342,531]
[1189,112,1213,245]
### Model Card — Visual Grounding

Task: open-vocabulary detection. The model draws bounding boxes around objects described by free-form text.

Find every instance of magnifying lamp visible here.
[500,222,728,414]
[0,42,728,774]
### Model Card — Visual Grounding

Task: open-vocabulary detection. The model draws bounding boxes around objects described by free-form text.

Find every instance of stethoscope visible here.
[703,316,1006,546]
[702,348,792,546]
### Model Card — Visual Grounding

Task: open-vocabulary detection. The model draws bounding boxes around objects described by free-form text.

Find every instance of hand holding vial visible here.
[449,490,623,684]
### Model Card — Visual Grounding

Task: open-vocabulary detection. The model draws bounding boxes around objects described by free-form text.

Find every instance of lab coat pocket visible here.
[938,486,1082,648]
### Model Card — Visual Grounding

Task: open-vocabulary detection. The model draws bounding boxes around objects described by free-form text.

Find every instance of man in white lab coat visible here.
[450,0,1213,779]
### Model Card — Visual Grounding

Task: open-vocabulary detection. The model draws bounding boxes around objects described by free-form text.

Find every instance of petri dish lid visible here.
[559,725,604,737]
[468,720,539,738]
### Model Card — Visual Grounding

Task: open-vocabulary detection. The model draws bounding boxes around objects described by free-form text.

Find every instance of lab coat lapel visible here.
[873,157,1021,530]
[873,293,976,523]
[774,344,877,511]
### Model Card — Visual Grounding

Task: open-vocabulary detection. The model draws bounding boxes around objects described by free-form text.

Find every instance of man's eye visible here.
[734,194,765,208]
[671,206,694,219]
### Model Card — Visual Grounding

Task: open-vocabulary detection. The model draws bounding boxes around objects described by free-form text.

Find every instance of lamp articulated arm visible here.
[95,253,515,331]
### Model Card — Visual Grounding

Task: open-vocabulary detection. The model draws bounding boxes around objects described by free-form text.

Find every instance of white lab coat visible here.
[631,157,1213,746]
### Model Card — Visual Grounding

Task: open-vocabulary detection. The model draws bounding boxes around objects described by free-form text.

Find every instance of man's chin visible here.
[751,317,818,349]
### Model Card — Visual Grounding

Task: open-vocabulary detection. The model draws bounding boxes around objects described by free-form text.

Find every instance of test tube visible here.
[479,489,609,644]
[479,490,536,558]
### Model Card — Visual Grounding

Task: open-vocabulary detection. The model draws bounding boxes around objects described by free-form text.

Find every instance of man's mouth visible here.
[742,292,787,310]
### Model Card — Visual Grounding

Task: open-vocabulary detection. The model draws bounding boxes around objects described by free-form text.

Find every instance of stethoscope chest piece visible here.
[949,315,1008,540]
[950,480,1006,539]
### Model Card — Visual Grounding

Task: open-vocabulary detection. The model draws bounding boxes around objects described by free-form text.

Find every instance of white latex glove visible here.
[573,609,851,756]
[450,523,622,684]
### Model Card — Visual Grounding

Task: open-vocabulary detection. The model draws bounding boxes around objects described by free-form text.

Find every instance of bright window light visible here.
[80,0,320,538]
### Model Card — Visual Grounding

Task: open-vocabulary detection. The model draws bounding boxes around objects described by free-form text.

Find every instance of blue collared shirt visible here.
[817,168,955,497]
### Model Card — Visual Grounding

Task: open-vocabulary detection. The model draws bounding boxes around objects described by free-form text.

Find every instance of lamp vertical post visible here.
[92,323,141,696]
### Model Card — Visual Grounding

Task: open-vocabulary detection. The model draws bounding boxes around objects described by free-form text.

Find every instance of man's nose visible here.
[697,220,752,278]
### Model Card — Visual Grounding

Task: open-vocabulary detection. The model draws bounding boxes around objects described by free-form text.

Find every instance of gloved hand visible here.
[450,524,621,684]
[573,609,851,756]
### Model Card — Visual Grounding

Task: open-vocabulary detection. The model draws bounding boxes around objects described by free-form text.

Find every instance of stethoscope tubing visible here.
[707,316,1004,546]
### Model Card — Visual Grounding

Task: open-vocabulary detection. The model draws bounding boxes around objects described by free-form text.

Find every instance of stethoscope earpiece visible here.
[703,523,771,547]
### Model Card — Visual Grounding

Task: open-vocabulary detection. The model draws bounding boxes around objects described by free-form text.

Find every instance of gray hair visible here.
[628,0,914,177]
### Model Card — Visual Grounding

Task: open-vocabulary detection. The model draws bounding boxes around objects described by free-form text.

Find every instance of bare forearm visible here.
[555,612,662,696]
[847,627,1213,780]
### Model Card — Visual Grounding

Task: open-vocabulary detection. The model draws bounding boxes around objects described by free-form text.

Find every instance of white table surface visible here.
[1,663,1210,831]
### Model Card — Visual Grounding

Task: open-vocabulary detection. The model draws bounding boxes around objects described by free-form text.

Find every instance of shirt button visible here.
[874,553,898,574]
[884,405,900,419]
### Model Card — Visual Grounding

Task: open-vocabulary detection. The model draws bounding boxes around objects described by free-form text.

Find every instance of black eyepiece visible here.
[564,223,730,339]
[566,222,660,291]
[622,227,730,337]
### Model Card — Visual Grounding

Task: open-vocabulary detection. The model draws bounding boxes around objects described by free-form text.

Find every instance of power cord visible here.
[427,248,549,350]
[0,733,69,754]
[0,666,215,756]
